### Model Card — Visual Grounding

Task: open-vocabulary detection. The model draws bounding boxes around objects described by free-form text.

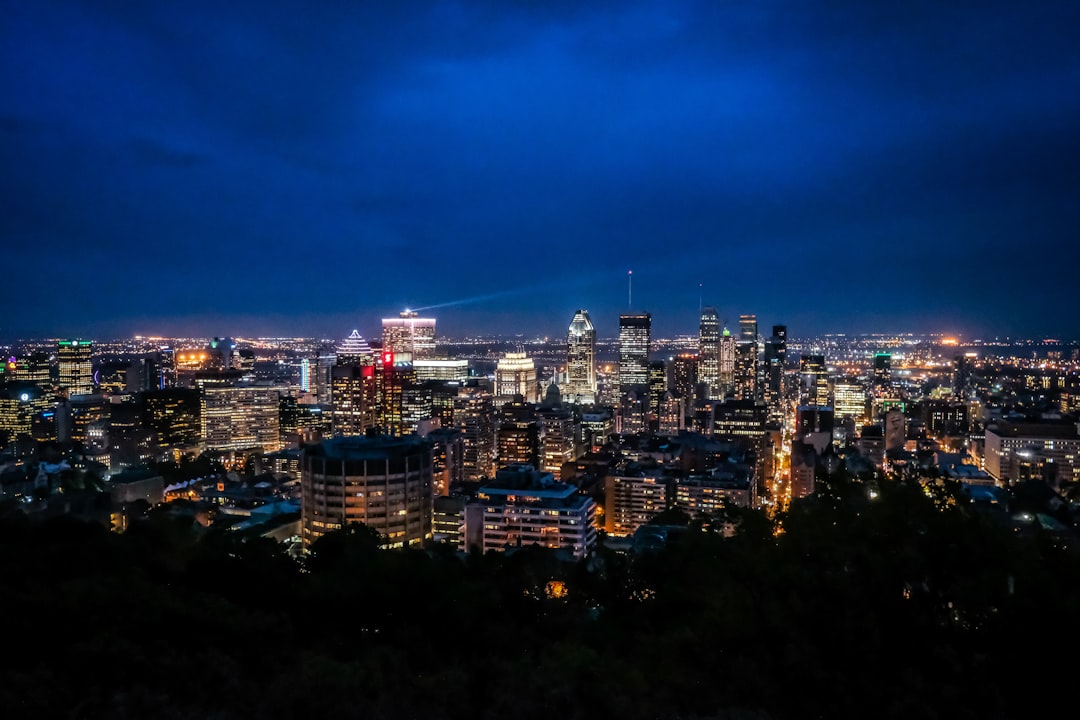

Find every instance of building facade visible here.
[565,309,597,405]
[301,435,434,548]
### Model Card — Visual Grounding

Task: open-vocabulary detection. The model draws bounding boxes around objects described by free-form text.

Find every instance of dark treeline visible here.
[2,474,1077,720]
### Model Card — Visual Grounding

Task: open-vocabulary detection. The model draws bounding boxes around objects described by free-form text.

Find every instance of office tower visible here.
[331,363,378,436]
[412,359,469,383]
[719,329,736,395]
[648,360,666,423]
[313,345,337,404]
[381,310,436,358]
[7,352,51,389]
[954,353,975,397]
[201,384,284,452]
[0,383,51,446]
[156,348,177,389]
[732,314,758,401]
[463,464,597,559]
[376,351,416,436]
[763,325,787,420]
[800,354,830,407]
[698,307,721,399]
[455,382,496,481]
[126,351,172,393]
[301,435,434,548]
[497,401,540,468]
[739,314,758,342]
[495,351,539,405]
[58,339,93,396]
[832,378,867,422]
[669,352,698,419]
[873,353,892,388]
[337,329,374,365]
[619,312,651,395]
[538,398,576,479]
[141,388,201,447]
[565,309,597,405]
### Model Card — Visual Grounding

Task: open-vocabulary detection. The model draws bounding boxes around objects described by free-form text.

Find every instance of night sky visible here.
[3,1,1079,341]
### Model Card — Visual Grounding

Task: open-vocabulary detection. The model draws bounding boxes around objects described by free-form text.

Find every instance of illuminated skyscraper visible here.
[719,329,736,395]
[565,309,597,405]
[735,314,759,400]
[381,310,436,358]
[337,329,374,365]
[201,384,283,452]
[58,339,93,396]
[618,313,651,396]
[698,307,721,399]
[800,354,830,407]
[833,378,867,423]
[455,382,496,481]
[331,363,377,436]
[495,351,539,406]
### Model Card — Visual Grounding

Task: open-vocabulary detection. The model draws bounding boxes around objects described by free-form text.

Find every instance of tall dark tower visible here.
[698,307,721,399]
[618,313,651,396]
[764,325,787,420]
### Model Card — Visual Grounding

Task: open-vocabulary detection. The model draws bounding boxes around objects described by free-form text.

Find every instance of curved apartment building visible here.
[302,435,433,549]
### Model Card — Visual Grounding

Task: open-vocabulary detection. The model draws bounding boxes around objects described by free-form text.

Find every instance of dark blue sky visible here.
[3,1,1079,341]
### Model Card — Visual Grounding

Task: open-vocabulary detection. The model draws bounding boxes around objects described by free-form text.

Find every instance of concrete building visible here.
[301,435,434,548]
[984,420,1080,485]
[464,464,597,559]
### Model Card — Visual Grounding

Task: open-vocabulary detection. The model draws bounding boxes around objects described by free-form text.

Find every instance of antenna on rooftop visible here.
[628,270,633,310]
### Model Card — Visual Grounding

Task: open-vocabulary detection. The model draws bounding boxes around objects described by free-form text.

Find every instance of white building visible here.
[463,464,597,559]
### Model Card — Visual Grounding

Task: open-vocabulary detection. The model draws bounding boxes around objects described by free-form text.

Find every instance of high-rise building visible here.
[739,314,758,342]
[7,352,51,389]
[698,307,721,399]
[565,310,597,405]
[763,325,787,421]
[331,363,378,436]
[800,354,830,407]
[719,329,736,396]
[648,360,666,425]
[142,388,201,447]
[412,359,469,383]
[301,435,434,548]
[873,353,892,388]
[669,353,698,420]
[619,313,651,395]
[375,351,416,436]
[58,339,93,396]
[495,351,539,405]
[337,330,374,365]
[833,378,866,423]
[201,384,283,452]
[381,310,436,358]
[455,382,496,481]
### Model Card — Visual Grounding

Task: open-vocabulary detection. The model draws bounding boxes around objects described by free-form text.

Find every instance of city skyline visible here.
[4,2,1080,339]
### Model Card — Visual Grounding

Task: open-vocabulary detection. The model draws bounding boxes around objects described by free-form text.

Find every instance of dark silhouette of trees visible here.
[2,474,1079,719]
